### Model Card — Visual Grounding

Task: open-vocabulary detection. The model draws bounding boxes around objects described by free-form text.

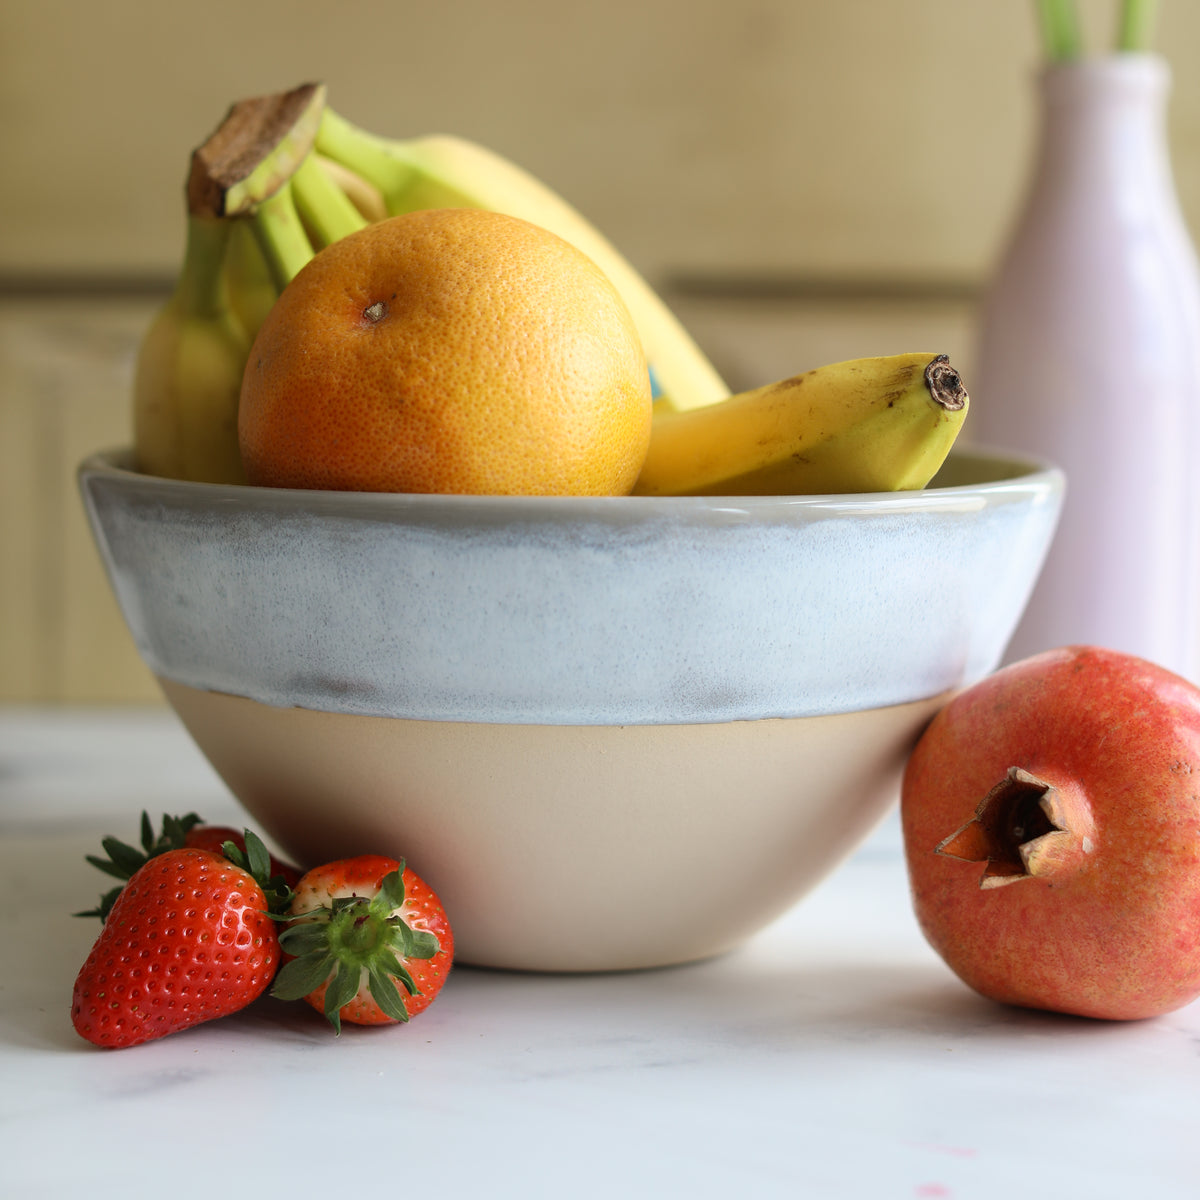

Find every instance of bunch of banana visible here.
[133,82,731,482]
[631,353,969,496]
[134,84,967,500]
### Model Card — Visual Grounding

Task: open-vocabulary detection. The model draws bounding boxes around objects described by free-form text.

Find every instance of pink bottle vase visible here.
[972,53,1200,681]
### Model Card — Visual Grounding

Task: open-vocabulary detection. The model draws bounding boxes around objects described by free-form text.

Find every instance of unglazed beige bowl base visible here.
[161,679,948,972]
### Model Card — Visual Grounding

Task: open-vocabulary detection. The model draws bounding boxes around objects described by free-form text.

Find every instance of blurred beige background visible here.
[4,0,1200,703]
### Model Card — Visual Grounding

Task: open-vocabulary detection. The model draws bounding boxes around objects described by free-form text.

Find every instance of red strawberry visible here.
[71,847,282,1048]
[271,855,453,1032]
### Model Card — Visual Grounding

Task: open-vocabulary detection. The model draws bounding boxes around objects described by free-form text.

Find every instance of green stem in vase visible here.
[1116,0,1159,52]
[1036,0,1082,61]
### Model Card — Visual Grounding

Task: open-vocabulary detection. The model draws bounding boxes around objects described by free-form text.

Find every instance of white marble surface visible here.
[3,707,1199,1199]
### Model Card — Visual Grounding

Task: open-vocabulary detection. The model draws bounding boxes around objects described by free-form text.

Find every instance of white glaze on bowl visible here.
[78,449,1062,726]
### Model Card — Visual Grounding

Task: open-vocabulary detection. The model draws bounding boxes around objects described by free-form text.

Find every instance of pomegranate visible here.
[901,644,1200,1020]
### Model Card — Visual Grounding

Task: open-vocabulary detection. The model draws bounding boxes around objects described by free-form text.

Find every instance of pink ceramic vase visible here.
[972,53,1200,680]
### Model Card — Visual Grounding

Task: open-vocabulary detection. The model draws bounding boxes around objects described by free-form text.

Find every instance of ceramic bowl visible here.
[78,447,1062,971]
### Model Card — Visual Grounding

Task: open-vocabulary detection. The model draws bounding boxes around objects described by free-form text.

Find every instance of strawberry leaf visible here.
[273,950,337,1001]
[84,854,134,882]
[220,829,295,916]
[375,950,420,997]
[278,922,331,956]
[398,925,440,961]
[96,836,151,879]
[160,812,203,849]
[375,867,407,912]
[73,886,124,921]
[324,961,363,1032]
[243,828,273,883]
[367,966,412,1023]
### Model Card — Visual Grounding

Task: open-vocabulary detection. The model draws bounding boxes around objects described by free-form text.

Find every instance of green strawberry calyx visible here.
[77,813,294,921]
[218,831,296,917]
[75,811,204,920]
[270,865,440,1034]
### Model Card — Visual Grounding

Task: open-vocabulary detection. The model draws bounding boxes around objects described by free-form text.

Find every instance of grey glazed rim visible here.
[81,445,1062,519]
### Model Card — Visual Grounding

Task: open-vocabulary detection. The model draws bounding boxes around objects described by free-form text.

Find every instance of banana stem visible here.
[316,154,388,223]
[250,183,314,291]
[1116,0,1158,52]
[176,215,236,318]
[315,108,416,208]
[1036,0,1082,61]
[291,151,369,248]
[188,82,327,219]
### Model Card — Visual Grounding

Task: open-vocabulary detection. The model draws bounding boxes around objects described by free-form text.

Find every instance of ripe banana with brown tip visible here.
[631,353,969,496]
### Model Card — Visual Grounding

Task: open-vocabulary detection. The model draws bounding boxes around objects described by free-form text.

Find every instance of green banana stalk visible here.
[291,150,370,248]
[313,108,729,411]
[631,352,969,497]
[246,178,316,291]
[222,217,279,343]
[315,153,388,222]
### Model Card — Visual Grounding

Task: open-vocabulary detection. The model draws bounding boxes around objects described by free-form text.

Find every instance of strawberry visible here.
[77,811,301,921]
[71,844,283,1048]
[271,855,453,1032]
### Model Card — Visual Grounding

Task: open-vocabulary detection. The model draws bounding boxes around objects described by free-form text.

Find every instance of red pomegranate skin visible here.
[901,644,1200,1020]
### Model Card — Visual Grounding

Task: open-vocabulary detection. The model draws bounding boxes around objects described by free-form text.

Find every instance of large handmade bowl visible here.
[78,447,1062,971]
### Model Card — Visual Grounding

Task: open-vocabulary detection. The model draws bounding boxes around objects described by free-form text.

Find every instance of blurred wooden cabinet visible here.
[1,298,161,702]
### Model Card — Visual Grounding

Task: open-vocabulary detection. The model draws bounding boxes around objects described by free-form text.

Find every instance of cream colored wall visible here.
[4,0,1200,702]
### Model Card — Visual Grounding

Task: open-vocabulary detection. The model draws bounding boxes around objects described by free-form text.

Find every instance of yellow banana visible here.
[135,85,339,484]
[631,352,969,497]
[133,215,251,484]
[313,108,729,411]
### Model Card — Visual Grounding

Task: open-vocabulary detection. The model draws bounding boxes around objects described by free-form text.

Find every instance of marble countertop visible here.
[3,707,1198,1199]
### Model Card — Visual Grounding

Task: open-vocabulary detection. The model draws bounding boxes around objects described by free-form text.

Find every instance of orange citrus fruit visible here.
[238,208,652,495]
